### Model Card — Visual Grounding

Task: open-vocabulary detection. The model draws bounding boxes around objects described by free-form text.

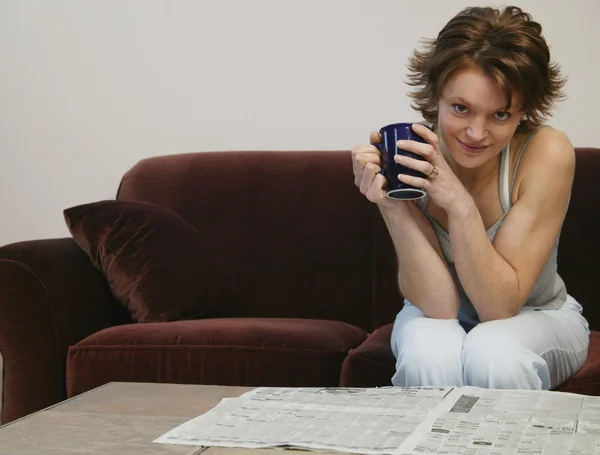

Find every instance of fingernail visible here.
[397,140,406,147]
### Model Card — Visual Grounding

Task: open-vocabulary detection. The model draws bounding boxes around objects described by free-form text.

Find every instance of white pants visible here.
[390,295,590,390]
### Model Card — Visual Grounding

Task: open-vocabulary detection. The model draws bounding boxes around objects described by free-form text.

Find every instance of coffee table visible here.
[0,382,315,455]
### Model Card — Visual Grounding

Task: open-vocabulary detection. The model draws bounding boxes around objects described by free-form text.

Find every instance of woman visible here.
[351,5,589,390]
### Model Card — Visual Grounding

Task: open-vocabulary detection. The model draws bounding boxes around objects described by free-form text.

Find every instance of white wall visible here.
[1,0,598,245]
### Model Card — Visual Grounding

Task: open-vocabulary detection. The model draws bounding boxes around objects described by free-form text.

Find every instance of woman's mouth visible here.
[457,139,488,153]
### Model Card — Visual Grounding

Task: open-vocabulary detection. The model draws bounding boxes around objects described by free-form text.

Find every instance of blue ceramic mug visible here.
[377,122,432,200]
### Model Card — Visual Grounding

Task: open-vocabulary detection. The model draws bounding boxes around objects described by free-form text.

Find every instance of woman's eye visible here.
[495,111,512,121]
[452,104,469,114]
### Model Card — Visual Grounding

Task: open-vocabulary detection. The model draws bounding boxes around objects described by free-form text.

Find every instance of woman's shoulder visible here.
[515,126,573,160]
[511,126,575,201]
[513,126,574,170]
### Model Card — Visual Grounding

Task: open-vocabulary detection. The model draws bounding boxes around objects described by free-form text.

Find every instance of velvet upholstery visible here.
[0,239,129,424]
[67,318,367,397]
[116,151,377,330]
[64,200,240,322]
[1,148,599,426]
[339,326,396,388]
[556,148,600,331]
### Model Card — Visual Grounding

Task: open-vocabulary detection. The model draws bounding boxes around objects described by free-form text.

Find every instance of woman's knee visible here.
[391,317,465,387]
[462,323,548,390]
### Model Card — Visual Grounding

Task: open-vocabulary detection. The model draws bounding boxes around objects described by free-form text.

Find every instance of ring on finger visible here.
[427,165,440,179]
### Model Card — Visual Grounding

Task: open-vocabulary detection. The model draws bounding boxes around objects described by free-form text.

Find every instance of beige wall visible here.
[1,0,598,245]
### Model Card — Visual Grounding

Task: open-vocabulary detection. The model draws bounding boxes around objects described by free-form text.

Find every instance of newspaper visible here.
[397,386,600,454]
[154,386,600,455]
[154,386,453,454]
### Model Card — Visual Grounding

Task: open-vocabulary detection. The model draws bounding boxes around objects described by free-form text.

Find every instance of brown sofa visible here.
[1,148,599,425]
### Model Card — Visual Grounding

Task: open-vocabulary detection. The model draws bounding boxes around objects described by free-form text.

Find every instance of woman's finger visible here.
[351,144,379,175]
[353,152,381,187]
[397,173,431,190]
[360,163,381,195]
[396,140,437,161]
[370,131,382,146]
[365,173,388,203]
[394,155,435,176]
[412,123,440,148]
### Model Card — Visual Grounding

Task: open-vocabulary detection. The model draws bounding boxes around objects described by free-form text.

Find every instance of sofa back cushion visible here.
[117,151,385,330]
[116,148,600,331]
[558,148,600,330]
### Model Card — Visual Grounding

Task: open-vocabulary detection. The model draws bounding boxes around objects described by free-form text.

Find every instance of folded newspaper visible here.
[154,386,600,455]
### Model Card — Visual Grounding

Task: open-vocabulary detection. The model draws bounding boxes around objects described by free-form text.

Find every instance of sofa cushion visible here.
[66,318,368,397]
[116,151,378,331]
[340,325,600,395]
[339,324,395,387]
[64,200,239,323]
[555,331,600,395]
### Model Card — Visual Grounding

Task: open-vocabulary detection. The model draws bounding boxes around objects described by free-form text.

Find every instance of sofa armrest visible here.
[0,238,129,424]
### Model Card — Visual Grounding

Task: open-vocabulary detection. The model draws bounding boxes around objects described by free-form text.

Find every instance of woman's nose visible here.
[466,118,489,143]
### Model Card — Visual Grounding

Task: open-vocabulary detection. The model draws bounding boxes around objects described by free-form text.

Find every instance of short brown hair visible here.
[407,6,566,133]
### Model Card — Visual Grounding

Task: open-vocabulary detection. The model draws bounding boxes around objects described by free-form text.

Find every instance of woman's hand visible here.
[394,124,468,212]
[351,131,400,209]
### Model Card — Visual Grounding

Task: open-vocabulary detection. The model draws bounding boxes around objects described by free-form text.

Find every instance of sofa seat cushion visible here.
[66,318,368,397]
[555,331,600,395]
[340,325,600,395]
[339,324,395,387]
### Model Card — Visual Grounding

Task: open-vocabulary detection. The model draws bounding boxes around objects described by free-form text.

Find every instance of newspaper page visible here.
[396,386,600,455]
[154,386,453,454]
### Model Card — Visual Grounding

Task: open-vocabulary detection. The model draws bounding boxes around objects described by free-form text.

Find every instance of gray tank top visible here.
[418,128,567,326]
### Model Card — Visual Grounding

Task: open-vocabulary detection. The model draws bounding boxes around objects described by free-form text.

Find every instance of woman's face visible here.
[437,66,524,170]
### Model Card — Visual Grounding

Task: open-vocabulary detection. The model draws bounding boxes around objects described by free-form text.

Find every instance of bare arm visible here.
[447,129,574,321]
[351,133,460,319]
[379,202,461,319]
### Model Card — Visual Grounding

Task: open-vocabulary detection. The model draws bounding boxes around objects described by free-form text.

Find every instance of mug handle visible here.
[372,131,386,177]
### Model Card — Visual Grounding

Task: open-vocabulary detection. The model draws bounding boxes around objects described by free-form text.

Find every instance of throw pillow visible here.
[64,200,239,322]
